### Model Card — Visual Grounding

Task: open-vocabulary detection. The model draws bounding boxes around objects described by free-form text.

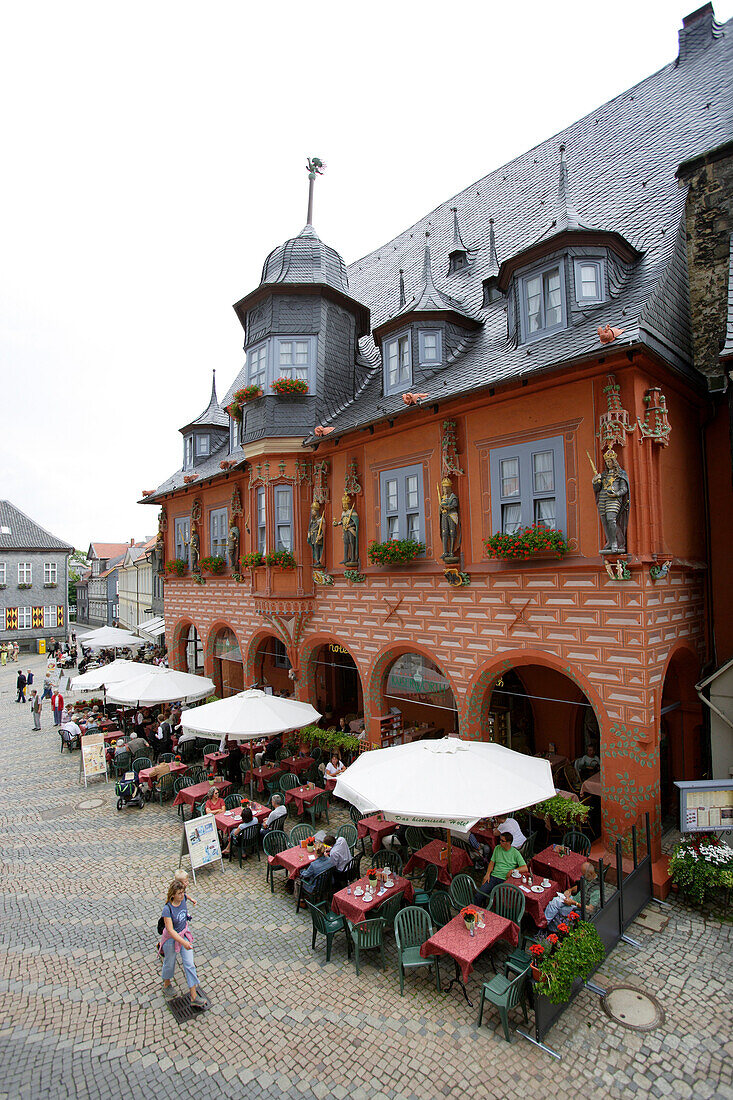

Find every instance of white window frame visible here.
[17,606,32,629]
[195,433,210,457]
[573,258,605,305]
[44,562,57,584]
[383,331,412,395]
[210,507,228,558]
[174,517,190,565]
[256,487,266,554]
[0,563,6,585]
[274,336,315,384]
[518,260,566,343]
[489,435,566,536]
[274,485,293,553]
[18,562,32,584]
[379,464,425,546]
[44,606,59,629]
[230,417,241,452]
[247,342,268,388]
[183,435,193,470]
[418,329,442,367]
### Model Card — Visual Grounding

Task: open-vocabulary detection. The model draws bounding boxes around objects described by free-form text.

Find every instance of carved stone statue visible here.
[306,503,325,566]
[593,447,630,553]
[226,520,240,570]
[438,476,461,563]
[333,494,359,567]
[190,528,200,571]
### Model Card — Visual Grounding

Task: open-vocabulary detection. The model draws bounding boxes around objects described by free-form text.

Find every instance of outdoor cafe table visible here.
[357,814,398,853]
[580,772,602,799]
[203,750,229,768]
[244,765,281,793]
[214,801,269,833]
[403,839,473,887]
[137,761,187,790]
[331,874,415,924]
[101,729,124,743]
[172,778,231,811]
[268,844,320,882]
[280,755,315,776]
[419,907,519,1003]
[284,784,326,817]
[532,845,587,891]
[507,873,560,929]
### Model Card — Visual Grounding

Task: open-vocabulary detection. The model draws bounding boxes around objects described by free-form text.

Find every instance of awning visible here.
[137,616,166,637]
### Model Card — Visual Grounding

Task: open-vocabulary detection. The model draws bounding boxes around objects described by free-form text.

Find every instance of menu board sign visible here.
[676,780,733,833]
[180,815,223,882]
[80,733,107,787]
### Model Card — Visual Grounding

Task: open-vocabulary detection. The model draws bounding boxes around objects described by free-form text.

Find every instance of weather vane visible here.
[306,156,325,225]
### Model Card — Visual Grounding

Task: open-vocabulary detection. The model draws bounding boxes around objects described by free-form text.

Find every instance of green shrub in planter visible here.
[533,794,590,829]
[535,918,605,1003]
[669,834,733,905]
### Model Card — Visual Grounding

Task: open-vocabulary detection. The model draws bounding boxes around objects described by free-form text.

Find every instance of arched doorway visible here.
[660,647,704,830]
[376,650,458,743]
[185,625,203,675]
[211,626,243,698]
[253,635,293,696]
[311,642,363,726]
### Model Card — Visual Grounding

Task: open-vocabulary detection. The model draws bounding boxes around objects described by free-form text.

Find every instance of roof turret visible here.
[179,371,229,434]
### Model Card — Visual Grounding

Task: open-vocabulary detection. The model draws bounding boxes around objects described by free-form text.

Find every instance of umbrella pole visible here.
[447,829,452,876]
[249,742,254,801]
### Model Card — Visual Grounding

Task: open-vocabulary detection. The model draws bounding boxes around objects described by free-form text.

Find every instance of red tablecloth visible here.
[244,765,282,793]
[101,730,124,743]
[331,874,415,924]
[214,803,269,833]
[470,826,497,850]
[284,785,327,816]
[203,751,228,767]
[507,874,559,928]
[357,815,398,853]
[403,839,473,887]
[268,844,320,881]
[172,779,231,808]
[324,776,337,792]
[580,772,602,799]
[532,846,587,891]
[419,908,518,984]
[281,756,315,776]
[137,761,187,790]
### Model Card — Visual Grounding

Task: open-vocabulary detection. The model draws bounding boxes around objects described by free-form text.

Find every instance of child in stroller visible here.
[115,771,145,810]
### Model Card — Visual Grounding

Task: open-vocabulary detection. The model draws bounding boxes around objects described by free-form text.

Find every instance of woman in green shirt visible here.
[473,833,528,905]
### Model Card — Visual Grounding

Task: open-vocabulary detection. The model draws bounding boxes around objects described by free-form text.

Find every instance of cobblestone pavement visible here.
[0,654,731,1100]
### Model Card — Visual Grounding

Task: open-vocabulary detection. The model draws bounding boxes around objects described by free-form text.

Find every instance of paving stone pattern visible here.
[0,655,731,1100]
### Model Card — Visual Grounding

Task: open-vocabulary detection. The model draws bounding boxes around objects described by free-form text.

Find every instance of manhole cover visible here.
[78,798,104,810]
[601,985,665,1031]
[40,806,74,821]
[166,995,209,1025]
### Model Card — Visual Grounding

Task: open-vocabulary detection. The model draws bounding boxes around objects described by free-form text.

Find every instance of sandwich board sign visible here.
[179,814,223,883]
[80,733,108,787]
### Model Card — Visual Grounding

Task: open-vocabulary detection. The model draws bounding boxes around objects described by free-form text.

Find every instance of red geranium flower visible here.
[568,911,580,922]
[547,934,559,945]
[557,922,569,934]
[529,943,545,957]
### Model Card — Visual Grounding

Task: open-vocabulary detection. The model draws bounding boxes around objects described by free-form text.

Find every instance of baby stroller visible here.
[115,771,145,811]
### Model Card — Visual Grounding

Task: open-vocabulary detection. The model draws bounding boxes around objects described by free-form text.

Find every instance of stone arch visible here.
[659,643,704,827]
[169,617,195,673]
[299,633,366,719]
[204,620,245,698]
[243,628,285,687]
[365,642,464,736]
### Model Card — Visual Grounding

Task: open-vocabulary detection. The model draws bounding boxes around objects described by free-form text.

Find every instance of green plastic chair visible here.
[289,823,311,846]
[236,822,261,866]
[346,917,386,976]
[263,830,289,892]
[562,830,591,857]
[428,890,453,929]
[394,906,441,996]
[405,826,428,854]
[519,830,538,863]
[277,747,291,762]
[413,863,439,908]
[477,967,530,1042]
[449,874,477,910]
[132,755,152,772]
[306,793,330,829]
[112,752,132,779]
[224,794,242,810]
[152,771,174,804]
[193,800,207,817]
[280,773,300,807]
[340,853,362,884]
[488,883,526,926]
[374,889,405,931]
[336,823,358,851]
[202,743,220,757]
[373,849,403,875]
[265,775,283,799]
[349,805,368,826]
[174,776,195,791]
[158,752,176,763]
[306,901,350,963]
[295,869,333,914]
[187,765,208,784]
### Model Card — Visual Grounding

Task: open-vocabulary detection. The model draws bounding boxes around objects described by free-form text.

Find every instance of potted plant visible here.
[367,867,378,890]
[200,556,225,575]
[533,794,590,830]
[266,549,296,569]
[528,941,547,981]
[18,582,32,590]
[461,906,478,936]
[484,523,570,561]
[534,918,605,1003]
[165,559,187,576]
[227,385,264,420]
[271,377,309,396]
[44,581,58,588]
[669,834,733,905]
[306,836,316,854]
[240,552,264,569]
[367,538,425,566]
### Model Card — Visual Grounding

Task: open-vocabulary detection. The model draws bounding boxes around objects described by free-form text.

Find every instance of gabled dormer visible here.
[373,234,482,396]
[180,372,229,470]
[498,146,642,345]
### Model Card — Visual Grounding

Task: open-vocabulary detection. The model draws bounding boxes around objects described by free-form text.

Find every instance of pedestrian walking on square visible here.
[12,642,19,662]
[41,674,53,700]
[0,645,6,667]
[16,670,27,703]
[160,881,208,1010]
[26,669,34,686]
[30,690,42,730]
[51,689,64,726]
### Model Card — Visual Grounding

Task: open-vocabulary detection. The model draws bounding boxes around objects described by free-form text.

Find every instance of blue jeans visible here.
[474,876,504,906]
[161,938,199,989]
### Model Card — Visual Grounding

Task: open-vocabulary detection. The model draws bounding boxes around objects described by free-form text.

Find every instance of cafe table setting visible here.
[214,800,269,835]
[331,871,415,924]
[203,750,229,768]
[280,755,315,776]
[284,783,327,817]
[419,906,519,1005]
[356,813,398,853]
[268,842,324,881]
[532,844,587,891]
[403,838,473,887]
[503,869,559,928]
[244,765,282,793]
[171,778,231,813]
[137,760,187,790]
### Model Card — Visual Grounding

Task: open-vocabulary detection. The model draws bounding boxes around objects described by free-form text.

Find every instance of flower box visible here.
[199,556,225,575]
[271,378,309,396]
[240,552,264,569]
[265,550,296,569]
[165,559,187,577]
[227,386,263,420]
[367,539,425,567]
[669,833,733,905]
[533,920,604,1003]
[17,583,32,590]
[44,582,58,588]
[484,524,570,561]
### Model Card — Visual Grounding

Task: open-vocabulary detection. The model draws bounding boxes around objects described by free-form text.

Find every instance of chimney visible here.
[677,4,719,63]
[130,537,134,545]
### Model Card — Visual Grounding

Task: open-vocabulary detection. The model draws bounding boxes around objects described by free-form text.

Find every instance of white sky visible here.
[2,0,730,551]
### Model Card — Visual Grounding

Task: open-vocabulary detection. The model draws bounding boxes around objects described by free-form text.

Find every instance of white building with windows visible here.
[117,536,156,631]
[0,500,72,651]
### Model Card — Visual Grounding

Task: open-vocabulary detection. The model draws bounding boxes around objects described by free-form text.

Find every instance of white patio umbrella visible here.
[333,737,555,872]
[80,626,146,649]
[70,658,166,693]
[106,668,215,707]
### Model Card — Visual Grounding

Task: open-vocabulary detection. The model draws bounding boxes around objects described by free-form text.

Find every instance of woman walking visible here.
[160,880,208,1010]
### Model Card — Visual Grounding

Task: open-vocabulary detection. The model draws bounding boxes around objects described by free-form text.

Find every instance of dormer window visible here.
[248,342,267,387]
[418,330,442,367]
[277,338,312,381]
[195,434,210,457]
[245,336,316,389]
[184,435,193,469]
[574,258,605,305]
[519,260,566,342]
[384,331,412,395]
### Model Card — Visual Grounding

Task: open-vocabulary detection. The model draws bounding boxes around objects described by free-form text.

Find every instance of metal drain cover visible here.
[78,798,104,810]
[601,985,664,1031]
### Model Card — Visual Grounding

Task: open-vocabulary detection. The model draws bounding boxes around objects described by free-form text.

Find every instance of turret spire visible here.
[306,156,325,225]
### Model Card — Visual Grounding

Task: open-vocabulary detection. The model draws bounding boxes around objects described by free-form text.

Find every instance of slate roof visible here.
[180,373,229,433]
[259,223,350,295]
[0,501,73,552]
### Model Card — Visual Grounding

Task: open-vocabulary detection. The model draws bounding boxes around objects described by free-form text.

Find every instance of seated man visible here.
[574,743,600,774]
[260,794,287,836]
[59,720,81,751]
[298,842,334,897]
[127,732,150,760]
[323,834,351,886]
[492,814,526,848]
[262,734,282,765]
[473,832,529,905]
[543,889,580,931]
